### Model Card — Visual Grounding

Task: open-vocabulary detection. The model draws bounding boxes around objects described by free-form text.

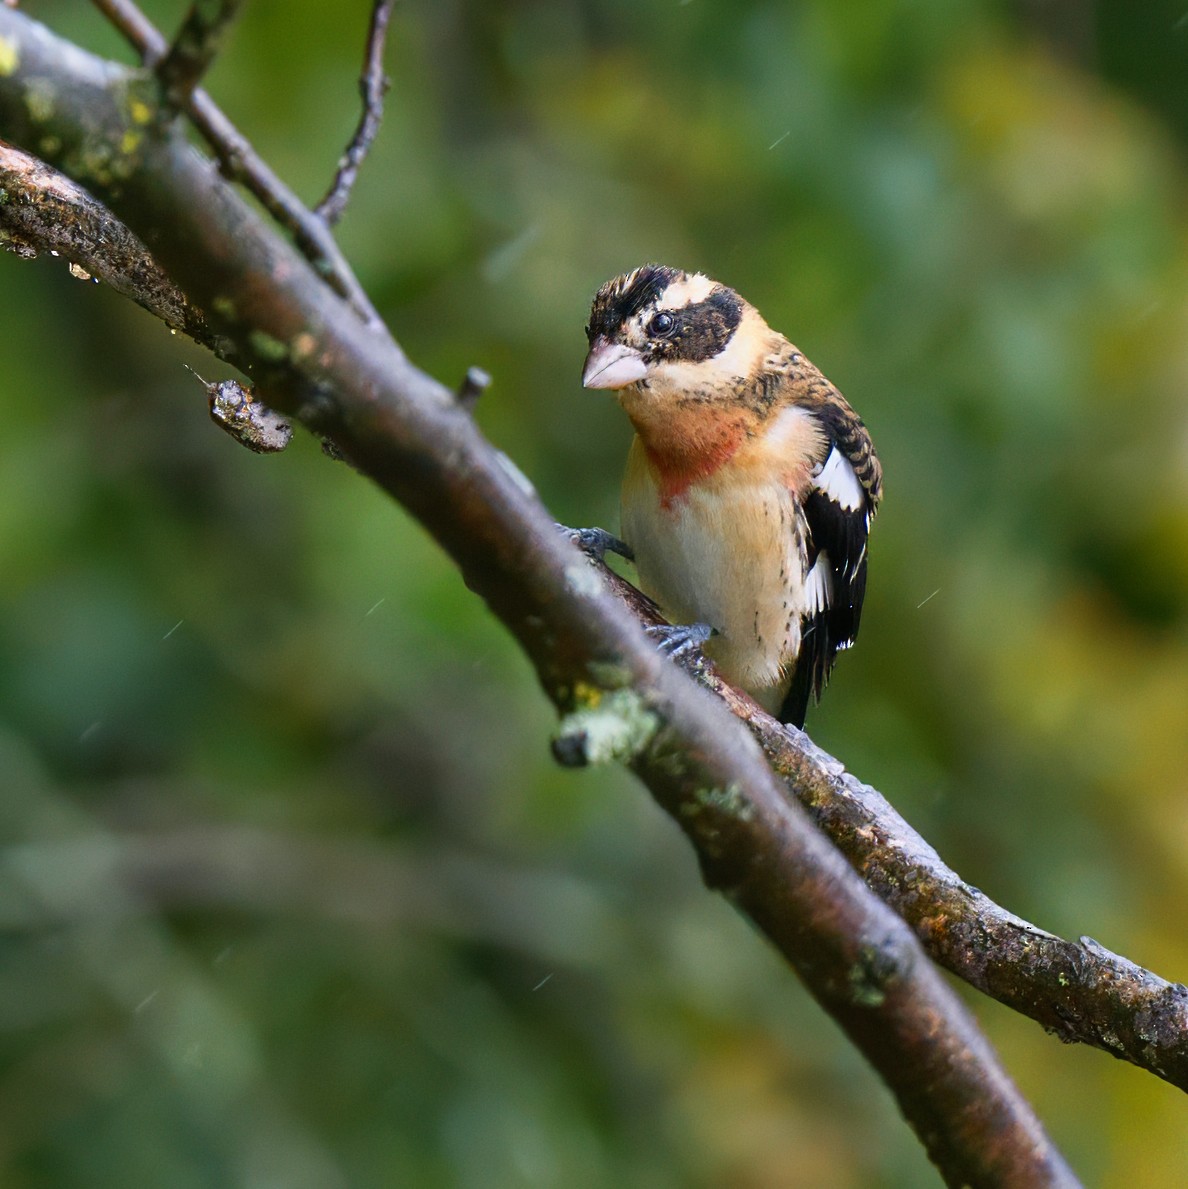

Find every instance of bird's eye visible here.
[651,312,675,336]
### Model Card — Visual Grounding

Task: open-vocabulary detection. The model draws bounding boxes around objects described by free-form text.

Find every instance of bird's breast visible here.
[622,401,750,508]
[620,435,812,707]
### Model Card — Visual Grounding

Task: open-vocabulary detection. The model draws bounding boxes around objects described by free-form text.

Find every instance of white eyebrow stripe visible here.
[814,447,864,511]
[656,273,716,310]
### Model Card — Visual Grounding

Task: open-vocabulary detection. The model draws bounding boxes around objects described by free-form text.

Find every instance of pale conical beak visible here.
[582,337,647,389]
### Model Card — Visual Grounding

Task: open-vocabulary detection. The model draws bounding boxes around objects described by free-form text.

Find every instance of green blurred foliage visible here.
[2,1,1187,1185]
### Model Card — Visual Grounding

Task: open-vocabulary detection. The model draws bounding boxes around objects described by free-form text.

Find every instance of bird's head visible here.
[582,265,767,402]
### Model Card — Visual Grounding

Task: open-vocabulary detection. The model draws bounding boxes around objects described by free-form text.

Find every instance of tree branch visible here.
[598,560,1188,1090]
[315,0,396,226]
[154,0,242,113]
[90,0,382,328]
[748,702,1188,1087]
[0,138,223,354]
[0,10,1079,1184]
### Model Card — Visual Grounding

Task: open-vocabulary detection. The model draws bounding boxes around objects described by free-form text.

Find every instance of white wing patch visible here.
[761,404,822,456]
[804,552,834,616]
[814,447,864,511]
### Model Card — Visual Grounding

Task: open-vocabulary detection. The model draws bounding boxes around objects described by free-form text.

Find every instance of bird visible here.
[580,263,881,728]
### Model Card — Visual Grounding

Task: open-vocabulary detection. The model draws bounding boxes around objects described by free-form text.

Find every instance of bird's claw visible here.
[559,525,635,562]
[646,621,716,673]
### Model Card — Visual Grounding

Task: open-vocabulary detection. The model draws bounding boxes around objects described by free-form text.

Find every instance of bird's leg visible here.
[559,525,635,563]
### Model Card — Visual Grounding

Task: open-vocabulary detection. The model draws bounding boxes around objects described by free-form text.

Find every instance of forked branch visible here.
[155,0,243,112]
[91,0,381,326]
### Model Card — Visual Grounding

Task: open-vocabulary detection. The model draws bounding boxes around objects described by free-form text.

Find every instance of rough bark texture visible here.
[0,139,218,351]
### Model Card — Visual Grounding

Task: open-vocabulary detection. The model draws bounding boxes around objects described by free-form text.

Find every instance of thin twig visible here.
[316,0,397,225]
[155,0,242,112]
[91,0,383,329]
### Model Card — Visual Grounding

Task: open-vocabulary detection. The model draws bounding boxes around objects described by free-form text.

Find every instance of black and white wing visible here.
[780,405,881,728]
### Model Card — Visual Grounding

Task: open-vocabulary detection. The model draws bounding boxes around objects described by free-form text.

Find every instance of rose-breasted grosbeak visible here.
[581,264,881,728]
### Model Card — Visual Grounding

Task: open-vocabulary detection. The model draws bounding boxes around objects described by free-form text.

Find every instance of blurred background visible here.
[2,1,1187,1185]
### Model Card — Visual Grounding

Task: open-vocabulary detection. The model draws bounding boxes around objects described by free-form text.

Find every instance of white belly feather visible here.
[621,440,808,710]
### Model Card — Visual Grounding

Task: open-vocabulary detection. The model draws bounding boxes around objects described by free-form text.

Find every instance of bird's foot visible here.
[560,525,635,563]
[646,621,716,675]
